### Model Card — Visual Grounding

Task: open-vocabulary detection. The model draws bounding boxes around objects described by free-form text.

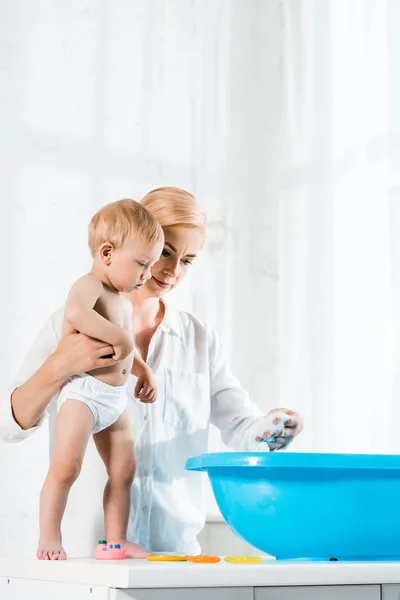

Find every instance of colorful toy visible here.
[93,540,127,560]
[224,556,263,564]
[146,552,188,561]
[187,555,220,563]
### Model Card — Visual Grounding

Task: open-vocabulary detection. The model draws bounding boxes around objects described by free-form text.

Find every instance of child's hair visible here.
[88,199,163,256]
[140,187,208,234]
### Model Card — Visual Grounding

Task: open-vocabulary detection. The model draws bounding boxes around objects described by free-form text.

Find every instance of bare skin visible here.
[10,333,116,433]
[37,234,163,560]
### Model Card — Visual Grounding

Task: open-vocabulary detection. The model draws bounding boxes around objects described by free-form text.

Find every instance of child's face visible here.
[108,237,163,293]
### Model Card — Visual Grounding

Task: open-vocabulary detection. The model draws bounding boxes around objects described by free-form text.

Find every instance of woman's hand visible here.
[254,409,304,451]
[52,328,117,379]
[267,408,304,451]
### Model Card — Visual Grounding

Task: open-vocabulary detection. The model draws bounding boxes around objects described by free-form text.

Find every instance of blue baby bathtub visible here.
[185,452,400,560]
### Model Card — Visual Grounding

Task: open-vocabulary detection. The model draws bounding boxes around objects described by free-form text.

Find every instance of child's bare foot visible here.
[119,539,149,558]
[37,539,67,560]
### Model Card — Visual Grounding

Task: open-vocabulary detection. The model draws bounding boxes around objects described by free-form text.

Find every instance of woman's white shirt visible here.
[0,302,270,556]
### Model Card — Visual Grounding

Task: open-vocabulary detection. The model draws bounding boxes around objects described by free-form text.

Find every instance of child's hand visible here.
[113,331,134,361]
[134,365,157,404]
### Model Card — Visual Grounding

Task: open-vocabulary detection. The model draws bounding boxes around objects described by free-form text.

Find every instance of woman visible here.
[0,187,303,557]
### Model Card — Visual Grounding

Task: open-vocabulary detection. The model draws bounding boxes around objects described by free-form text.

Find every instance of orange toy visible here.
[188,555,220,563]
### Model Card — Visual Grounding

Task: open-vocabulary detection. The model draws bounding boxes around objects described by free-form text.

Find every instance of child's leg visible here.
[93,410,148,558]
[37,400,94,560]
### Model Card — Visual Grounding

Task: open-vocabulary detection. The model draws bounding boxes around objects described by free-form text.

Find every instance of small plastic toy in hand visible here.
[93,540,127,560]
[255,411,292,450]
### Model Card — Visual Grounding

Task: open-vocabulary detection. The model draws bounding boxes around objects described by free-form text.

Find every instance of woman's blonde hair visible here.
[140,187,208,235]
[88,199,163,256]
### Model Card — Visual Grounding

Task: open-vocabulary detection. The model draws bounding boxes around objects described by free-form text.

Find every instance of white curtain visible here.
[279,0,400,454]
[0,0,237,551]
[2,0,271,544]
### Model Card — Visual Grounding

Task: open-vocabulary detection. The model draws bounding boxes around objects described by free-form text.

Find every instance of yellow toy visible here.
[146,553,187,562]
[224,556,263,564]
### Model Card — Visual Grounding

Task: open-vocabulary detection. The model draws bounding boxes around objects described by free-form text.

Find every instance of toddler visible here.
[37,199,164,560]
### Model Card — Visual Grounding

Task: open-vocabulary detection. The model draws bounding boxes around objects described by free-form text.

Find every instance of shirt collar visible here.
[159,300,183,338]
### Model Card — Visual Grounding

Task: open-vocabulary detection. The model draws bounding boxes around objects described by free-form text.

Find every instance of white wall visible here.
[0,0,283,555]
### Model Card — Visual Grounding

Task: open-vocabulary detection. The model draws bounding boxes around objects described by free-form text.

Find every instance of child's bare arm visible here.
[123,301,156,403]
[64,275,131,349]
[131,350,147,377]
[131,353,157,403]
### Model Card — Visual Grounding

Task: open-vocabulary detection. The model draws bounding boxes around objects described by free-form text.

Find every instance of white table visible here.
[1,557,400,600]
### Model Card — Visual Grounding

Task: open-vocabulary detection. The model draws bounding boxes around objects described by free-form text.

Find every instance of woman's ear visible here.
[99,242,114,266]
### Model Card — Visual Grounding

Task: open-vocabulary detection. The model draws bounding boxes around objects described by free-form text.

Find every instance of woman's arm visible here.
[208,329,303,451]
[0,310,116,439]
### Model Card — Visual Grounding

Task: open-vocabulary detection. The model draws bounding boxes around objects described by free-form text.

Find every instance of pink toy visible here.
[93,540,127,560]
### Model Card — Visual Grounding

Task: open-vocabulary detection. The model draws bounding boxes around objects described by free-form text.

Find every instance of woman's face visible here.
[145,225,205,297]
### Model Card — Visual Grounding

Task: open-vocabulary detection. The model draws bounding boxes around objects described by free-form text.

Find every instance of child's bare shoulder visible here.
[70,273,105,294]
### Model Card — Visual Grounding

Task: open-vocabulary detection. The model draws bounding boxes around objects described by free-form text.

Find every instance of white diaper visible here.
[58,374,128,434]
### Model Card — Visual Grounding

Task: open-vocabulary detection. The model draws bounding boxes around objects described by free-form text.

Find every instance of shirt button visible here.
[143,470,149,477]
[143,414,149,421]
[147,362,153,368]
[142,505,148,512]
